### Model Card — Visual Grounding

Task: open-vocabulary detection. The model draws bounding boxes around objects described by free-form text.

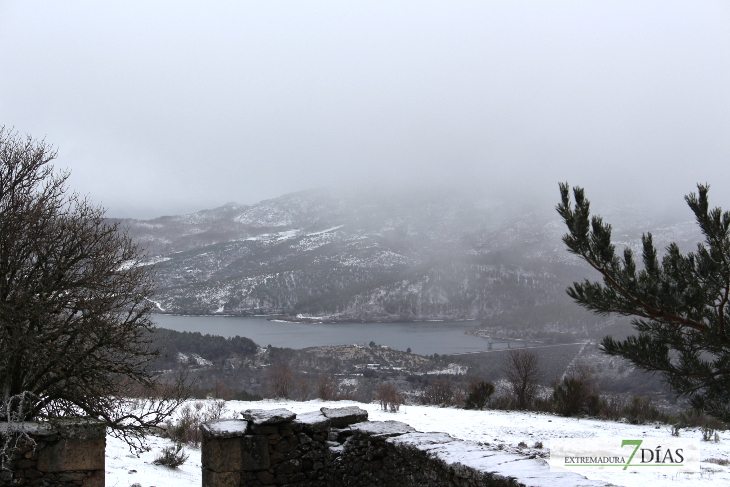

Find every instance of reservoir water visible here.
[152,315,514,356]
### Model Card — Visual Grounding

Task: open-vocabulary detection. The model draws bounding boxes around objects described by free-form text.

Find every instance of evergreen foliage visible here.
[151,328,257,368]
[557,183,730,421]
[552,378,585,417]
[464,381,495,410]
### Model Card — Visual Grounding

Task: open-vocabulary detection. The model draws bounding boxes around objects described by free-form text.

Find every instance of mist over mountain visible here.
[117,188,700,324]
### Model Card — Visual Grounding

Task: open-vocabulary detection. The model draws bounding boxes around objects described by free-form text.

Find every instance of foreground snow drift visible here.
[106,399,729,487]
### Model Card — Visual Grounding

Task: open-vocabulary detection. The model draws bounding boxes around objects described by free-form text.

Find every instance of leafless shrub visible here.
[296,375,314,401]
[316,373,339,401]
[211,380,234,400]
[153,442,189,468]
[168,400,226,447]
[376,383,403,412]
[678,409,727,430]
[623,395,660,424]
[420,378,455,406]
[599,393,629,420]
[702,425,717,442]
[501,350,541,410]
[266,361,295,399]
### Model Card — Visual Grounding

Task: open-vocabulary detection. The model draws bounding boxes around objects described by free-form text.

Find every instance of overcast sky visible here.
[1,1,729,219]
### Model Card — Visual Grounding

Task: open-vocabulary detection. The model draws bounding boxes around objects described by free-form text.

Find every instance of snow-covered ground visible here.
[107,399,729,487]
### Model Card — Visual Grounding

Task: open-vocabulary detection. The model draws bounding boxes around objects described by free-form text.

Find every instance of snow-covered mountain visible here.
[118,188,700,322]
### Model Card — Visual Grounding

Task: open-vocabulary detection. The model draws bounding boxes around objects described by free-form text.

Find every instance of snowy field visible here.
[107,399,730,487]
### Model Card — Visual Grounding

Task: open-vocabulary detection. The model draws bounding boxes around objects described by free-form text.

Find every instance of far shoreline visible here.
[149,311,481,326]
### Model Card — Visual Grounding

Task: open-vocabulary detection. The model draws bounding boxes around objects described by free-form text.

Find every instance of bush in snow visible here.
[464,381,495,410]
[168,400,227,447]
[420,378,457,407]
[552,377,587,417]
[153,442,189,468]
[501,349,541,410]
[376,383,404,412]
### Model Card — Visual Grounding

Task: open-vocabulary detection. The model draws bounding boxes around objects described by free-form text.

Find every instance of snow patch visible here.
[106,399,730,487]
[427,363,468,375]
[307,225,344,236]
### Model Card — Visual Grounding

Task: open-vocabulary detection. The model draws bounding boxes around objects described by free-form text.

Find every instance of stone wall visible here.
[0,419,105,487]
[201,406,610,487]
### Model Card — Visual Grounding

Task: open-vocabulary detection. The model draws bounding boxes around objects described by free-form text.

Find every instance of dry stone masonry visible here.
[0,419,105,487]
[201,406,611,487]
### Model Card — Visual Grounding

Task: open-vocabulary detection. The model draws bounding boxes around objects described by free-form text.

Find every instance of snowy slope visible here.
[107,399,729,487]
[117,188,703,321]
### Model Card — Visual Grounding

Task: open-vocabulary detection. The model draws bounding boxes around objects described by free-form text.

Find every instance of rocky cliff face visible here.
[117,188,699,322]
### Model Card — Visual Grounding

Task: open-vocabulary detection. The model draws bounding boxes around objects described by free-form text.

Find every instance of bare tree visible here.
[501,349,541,410]
[420,377,455,406]
[0,128,186,449]
[296,374,314,401]
[316,372,339,401]
[375,382,403,412]
[266,361,295,399]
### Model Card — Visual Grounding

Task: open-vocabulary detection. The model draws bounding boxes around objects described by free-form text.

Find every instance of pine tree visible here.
[557,183,730,421]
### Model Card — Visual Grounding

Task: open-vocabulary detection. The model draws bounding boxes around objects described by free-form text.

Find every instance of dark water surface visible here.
[152,315,514,355]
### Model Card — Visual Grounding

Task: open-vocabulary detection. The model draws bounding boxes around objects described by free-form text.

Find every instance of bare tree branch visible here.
[0,128,187,451]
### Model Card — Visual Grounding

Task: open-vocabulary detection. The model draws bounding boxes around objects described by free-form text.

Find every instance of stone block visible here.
[320,406,368,428]
[37,437,105,472]
[271,450,286,463]
[285,449,301,460]
[202,437,242,472]
[242,408,296,425]
[257,470,275,484]
[251,424,278,435]
[350,420,416,438]
[201,419,250,439]
[25,468,43,478]
[14,459,35,469]
[293,411,330,434]
[274,441,294,453]
[289,472,306,483]
[274,473,289,485]
[303,450,323,460]
[334,429,353,443]
[57,471,87,482]
[202,469,241,487]
[81,469,105,487]
[47,418,106,439]
[276,459,301,475]
[241,435,271,471]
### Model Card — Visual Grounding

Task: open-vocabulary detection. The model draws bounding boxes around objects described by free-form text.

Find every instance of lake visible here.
[152,315,519,356]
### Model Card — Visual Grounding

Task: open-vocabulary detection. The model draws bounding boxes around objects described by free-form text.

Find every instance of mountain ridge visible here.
[116,187,700,325]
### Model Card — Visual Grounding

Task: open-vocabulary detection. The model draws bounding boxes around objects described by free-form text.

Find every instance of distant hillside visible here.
[118,188,700,325]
